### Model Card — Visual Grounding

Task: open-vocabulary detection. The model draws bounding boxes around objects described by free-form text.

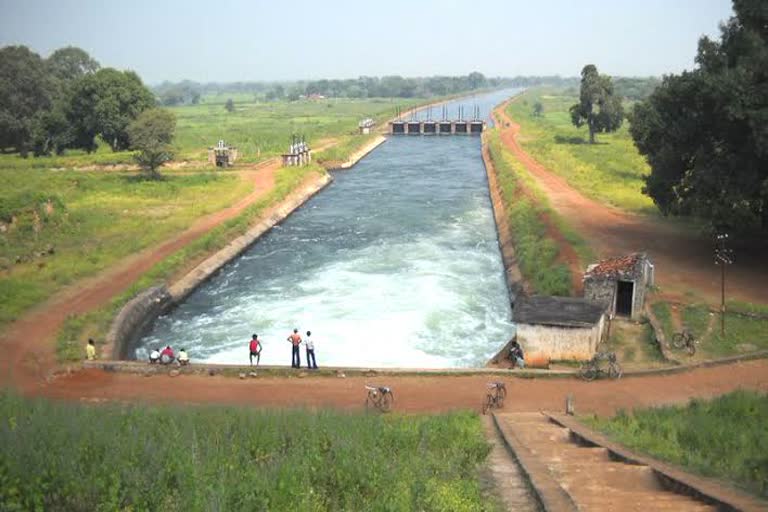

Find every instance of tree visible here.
[127,108,176,179]
[569,64,624,143]
[69,68,155,151]
[225,98,235,112]
[630,0,768,228]
[532,101,544,117]
[46,46,99,81]
[467,71,487,90]
[0,46,54,156]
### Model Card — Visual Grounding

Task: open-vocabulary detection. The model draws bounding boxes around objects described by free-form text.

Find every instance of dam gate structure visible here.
[390,104,485,135]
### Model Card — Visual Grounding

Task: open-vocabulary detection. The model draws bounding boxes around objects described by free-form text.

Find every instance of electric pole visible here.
[714,232,734,336]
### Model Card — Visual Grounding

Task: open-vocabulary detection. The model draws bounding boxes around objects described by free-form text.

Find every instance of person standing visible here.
[85,338,97,361]
[287,328,302,368]
[305,330,318,370]
[249,334,262,366]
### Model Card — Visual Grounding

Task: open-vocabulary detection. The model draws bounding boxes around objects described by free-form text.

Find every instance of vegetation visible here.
[0,393,496,511]
[569,64,624,144]
[126,108,177,178]
[650,301,675,341]
[611,77,661,101]
[486,130,580,295]
[0,169,250,333]
[587,390,768,497]
[630,0,768,229]
[506,90,655,213]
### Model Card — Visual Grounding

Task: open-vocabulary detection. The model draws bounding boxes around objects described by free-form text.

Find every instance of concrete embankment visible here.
[331,136,387,170]
[107,172,333,358]
[480,131,527,300]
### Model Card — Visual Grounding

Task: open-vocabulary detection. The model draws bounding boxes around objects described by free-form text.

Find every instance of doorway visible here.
[615,281,634,316]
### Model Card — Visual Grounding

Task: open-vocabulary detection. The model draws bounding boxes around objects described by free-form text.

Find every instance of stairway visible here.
[493,413,716,511]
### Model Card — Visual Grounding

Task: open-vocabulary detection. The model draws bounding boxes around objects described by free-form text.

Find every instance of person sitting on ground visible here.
[178,348,190,366]
[249,334,262,367]
[149,347,161,364]
[509,339,525,369]
[85,338,97,361]
[160,345,175,365]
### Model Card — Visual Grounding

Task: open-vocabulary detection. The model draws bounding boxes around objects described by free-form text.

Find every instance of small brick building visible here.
[583,253,654,320]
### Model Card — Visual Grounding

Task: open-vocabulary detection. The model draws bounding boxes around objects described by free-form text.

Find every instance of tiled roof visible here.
[585,253,645,279]
[514,296,607,327]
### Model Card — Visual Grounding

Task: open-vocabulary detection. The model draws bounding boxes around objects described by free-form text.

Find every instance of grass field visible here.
[0,169,250,331]
[0,393,498,511]
[587,390,768,498]
[486,129,584,296]
[506,89,656,214]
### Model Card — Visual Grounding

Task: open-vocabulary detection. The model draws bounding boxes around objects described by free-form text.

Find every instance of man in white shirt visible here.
[149,347,160,364]
[305,330,318,370]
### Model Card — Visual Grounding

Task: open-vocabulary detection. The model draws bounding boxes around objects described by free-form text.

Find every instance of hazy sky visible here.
[0,0,734,84]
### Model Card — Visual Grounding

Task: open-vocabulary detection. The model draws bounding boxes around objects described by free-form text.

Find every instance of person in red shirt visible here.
[160,345,175,365]
[249,334,262,366]
[287,328,302,368]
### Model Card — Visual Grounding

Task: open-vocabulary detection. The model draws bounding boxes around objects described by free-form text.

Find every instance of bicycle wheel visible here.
[608,362,623,380]
[380,392,393,413]
[496,392,505,409]
[579,362,597,381]
[482,394,493,415]
[686,341,696,356]
[671,333,685,350]
[497,384,507,401]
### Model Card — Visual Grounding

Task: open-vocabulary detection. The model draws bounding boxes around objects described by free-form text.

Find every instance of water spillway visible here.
[136,89,520,368]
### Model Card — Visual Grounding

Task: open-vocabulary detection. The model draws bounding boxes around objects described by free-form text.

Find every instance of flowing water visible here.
[136,89,520,368]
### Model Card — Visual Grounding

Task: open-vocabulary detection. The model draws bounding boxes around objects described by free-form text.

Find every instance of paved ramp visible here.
[494,413,716,511]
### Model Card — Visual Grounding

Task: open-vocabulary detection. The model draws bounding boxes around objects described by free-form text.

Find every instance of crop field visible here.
[506,90,656,214]
[587,390,768,498]
[0,393,497,511]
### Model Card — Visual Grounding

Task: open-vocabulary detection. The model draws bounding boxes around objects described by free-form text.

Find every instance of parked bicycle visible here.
[482,382,507,415]
[365,384,394,412]
[579,352,622,381]
[671,329,697,356]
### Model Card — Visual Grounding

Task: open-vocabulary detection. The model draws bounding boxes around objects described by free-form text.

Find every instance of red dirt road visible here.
[494,101,768,305]
[35,359,768,416]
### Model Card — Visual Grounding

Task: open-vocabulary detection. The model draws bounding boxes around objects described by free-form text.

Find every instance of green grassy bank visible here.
[586,390,768,498]
[506,89,655,214]
[0,393,497,511]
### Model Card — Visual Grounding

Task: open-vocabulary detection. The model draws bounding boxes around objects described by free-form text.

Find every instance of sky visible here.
[0,0,734,84]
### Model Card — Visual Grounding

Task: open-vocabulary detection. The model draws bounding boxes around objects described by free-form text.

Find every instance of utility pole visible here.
[714,232,734,336]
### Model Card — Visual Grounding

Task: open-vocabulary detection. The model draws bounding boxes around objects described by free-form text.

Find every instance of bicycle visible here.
[579,352,622,381]
[481,382,507,415]
[671,329,697,356]
[365,385,394,413]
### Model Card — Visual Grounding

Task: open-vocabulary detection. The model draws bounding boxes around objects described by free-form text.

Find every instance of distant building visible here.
[358,118,376,134]
[513,296,608,361]
[207,140,238,167]
[583,253,654,320]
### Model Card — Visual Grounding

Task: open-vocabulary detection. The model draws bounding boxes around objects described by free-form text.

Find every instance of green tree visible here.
[630,0,768,228]
[46,46,99,81]
[532,101,544,117]
[69,68,155,151]
[0,46,53,156]
[467,71,487,90]
[569,64,624,143]
[225,98,235,112]
[127,108,176,179]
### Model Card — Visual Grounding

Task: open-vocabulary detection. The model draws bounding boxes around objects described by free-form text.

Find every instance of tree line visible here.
[0,45,156,157]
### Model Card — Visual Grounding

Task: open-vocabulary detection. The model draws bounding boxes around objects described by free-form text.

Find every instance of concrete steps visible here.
[495,413,717,511]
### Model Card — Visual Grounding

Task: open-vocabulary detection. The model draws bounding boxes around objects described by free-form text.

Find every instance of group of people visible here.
[149,345,189,366]
[248,329,319,369]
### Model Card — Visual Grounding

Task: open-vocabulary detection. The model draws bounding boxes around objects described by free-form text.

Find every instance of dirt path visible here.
[33,359,768,416]
[0,157,316,392]
[494,100,768,305]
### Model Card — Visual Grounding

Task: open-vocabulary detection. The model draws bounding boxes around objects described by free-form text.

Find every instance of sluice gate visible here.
[390,104,486,135]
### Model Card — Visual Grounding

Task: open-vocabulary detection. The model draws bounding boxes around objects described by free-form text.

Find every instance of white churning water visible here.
[136,89,520,368]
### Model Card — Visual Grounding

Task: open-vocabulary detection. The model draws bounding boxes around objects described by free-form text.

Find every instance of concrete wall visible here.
[584,278,615,314]
[517,320,603,361]
[106,286,173,359]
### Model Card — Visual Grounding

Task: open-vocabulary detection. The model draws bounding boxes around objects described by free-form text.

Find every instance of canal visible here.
[136,89,520,368]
